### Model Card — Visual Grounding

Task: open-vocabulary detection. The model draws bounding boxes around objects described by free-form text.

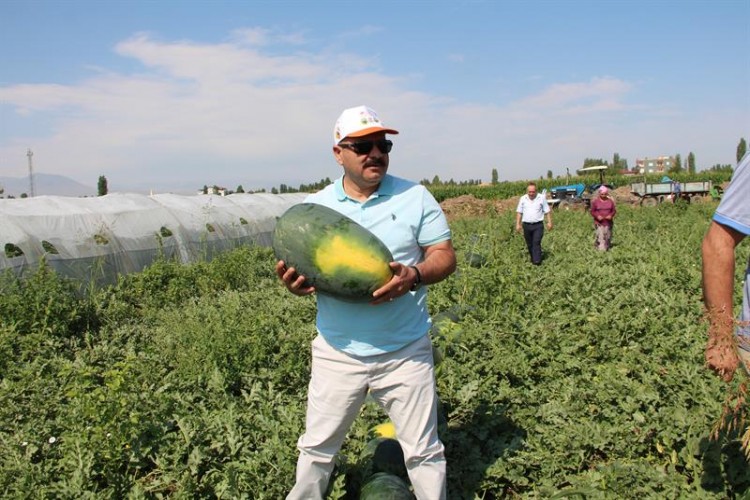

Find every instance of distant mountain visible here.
[0,173,95,197]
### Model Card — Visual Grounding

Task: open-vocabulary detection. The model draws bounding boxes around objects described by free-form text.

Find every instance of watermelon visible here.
[430,311,462,345]
[467,251,487,268]
[359,472,415,500]
[430,305,473,348]
[272,203,394,301]
[432,344,444,366]
[360,437,408,480]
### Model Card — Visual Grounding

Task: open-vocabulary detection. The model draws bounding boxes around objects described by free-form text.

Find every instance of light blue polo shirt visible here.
[713,152,750,351]
[304,174,451,356]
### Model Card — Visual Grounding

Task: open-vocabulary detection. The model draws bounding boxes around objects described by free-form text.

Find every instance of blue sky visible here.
[1,0,748,194]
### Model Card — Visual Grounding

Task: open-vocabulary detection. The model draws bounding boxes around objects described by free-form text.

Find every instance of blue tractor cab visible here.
[548,165,612,210]
[550,183,585,201]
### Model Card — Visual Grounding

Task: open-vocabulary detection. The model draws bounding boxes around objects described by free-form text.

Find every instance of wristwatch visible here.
[409,266,422,291]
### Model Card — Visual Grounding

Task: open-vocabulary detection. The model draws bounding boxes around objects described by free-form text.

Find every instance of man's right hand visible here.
[705,329,740,382]
[275,260,315,296]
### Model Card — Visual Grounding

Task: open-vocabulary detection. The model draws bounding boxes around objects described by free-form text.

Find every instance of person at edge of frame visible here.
[703,152,750,382]
[275,104,457,500]
[515,182,553,265]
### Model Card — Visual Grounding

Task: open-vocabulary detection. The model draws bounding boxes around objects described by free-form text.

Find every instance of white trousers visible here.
[286,333,446,500]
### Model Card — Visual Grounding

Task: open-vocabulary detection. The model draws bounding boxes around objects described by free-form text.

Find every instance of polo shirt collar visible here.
[334,174,395,201]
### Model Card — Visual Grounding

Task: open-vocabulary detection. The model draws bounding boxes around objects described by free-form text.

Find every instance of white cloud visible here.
[0,31,743,193]
[513,77,633,114]
[230,27,274,46]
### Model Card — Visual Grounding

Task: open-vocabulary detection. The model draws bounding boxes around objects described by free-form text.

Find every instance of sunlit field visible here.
[1,199,749,498]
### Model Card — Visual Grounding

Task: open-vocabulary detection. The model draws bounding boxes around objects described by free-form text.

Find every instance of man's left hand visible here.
[370,262,413,305]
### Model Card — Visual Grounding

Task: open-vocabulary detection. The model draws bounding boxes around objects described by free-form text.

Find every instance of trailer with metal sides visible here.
[630,180,716,206]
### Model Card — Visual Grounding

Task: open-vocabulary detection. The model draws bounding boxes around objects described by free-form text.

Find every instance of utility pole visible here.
[27,148,36,197]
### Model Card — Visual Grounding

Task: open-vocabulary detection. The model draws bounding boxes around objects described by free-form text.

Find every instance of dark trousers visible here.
[522,222,544,265]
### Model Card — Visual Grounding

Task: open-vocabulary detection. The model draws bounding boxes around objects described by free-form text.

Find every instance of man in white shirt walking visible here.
[515,182,553,265]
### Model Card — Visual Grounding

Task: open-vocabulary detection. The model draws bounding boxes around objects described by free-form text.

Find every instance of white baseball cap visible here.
[333,105,399,145]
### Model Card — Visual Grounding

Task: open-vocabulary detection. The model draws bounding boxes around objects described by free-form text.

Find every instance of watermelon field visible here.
[2,197,750,498]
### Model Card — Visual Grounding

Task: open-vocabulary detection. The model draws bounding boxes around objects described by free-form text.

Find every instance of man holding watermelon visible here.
[702,152,750,382]
[276,105,457,499]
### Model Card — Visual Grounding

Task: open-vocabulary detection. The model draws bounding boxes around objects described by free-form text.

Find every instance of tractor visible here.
[548,165,612,210]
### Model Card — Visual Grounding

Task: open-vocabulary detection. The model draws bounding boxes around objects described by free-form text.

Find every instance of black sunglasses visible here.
[338,139,393,155]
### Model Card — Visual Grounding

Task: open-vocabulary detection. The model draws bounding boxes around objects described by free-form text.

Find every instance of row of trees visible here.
[261,139,746,193]
[530,137,746,183]
[269,176,483,193]
[198,177,336,195]
[86,138,749,198]
[271,177,333,194]
[4,138,746,199]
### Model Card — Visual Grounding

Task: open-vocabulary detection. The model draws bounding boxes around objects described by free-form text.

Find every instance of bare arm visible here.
[702,221,746,381]
[415,239,457,285]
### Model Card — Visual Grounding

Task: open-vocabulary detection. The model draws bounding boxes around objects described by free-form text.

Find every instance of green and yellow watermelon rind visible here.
[272,203,394,302]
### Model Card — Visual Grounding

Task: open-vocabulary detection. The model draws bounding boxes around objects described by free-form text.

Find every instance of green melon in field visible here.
[272,203,394,301]
[467,251,487,268]
[360,437,408,480]
[360,472,415,499]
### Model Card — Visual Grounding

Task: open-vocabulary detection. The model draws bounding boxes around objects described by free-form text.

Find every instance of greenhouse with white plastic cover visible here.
[0,192,307,287]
